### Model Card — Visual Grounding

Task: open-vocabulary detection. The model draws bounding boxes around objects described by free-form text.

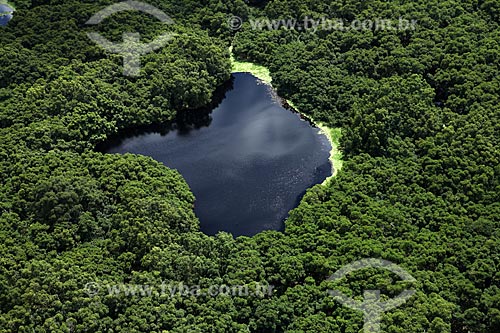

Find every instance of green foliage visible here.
[0,0,499,332]
[232,0,499,331]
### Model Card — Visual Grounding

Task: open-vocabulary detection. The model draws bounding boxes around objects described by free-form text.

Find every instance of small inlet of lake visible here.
[0,3,14,27]
[99,73,332,236]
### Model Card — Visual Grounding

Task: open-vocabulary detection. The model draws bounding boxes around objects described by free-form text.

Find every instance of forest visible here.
[0,0,499,332]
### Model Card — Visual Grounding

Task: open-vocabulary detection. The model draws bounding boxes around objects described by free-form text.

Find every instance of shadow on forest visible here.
[96,76,235,152]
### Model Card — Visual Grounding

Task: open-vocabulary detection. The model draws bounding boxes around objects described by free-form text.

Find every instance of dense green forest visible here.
[0,0,499,332]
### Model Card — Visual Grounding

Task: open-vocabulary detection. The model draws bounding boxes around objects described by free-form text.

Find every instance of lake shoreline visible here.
[102,73,332,236]
[230,48,343,183]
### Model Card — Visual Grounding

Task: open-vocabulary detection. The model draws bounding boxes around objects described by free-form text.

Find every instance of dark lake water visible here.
[100,73,332,236]
[0,4,14,27]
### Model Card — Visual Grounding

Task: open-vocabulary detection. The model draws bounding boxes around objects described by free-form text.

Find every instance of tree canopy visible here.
[0,0,498,332]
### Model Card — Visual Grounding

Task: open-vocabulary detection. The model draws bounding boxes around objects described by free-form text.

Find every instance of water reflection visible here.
[0,4,14,27]
[99,73,332,236]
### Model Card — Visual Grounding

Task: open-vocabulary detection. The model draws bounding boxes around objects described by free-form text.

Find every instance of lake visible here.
[0,4,14,27]
[100,73,332,236]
